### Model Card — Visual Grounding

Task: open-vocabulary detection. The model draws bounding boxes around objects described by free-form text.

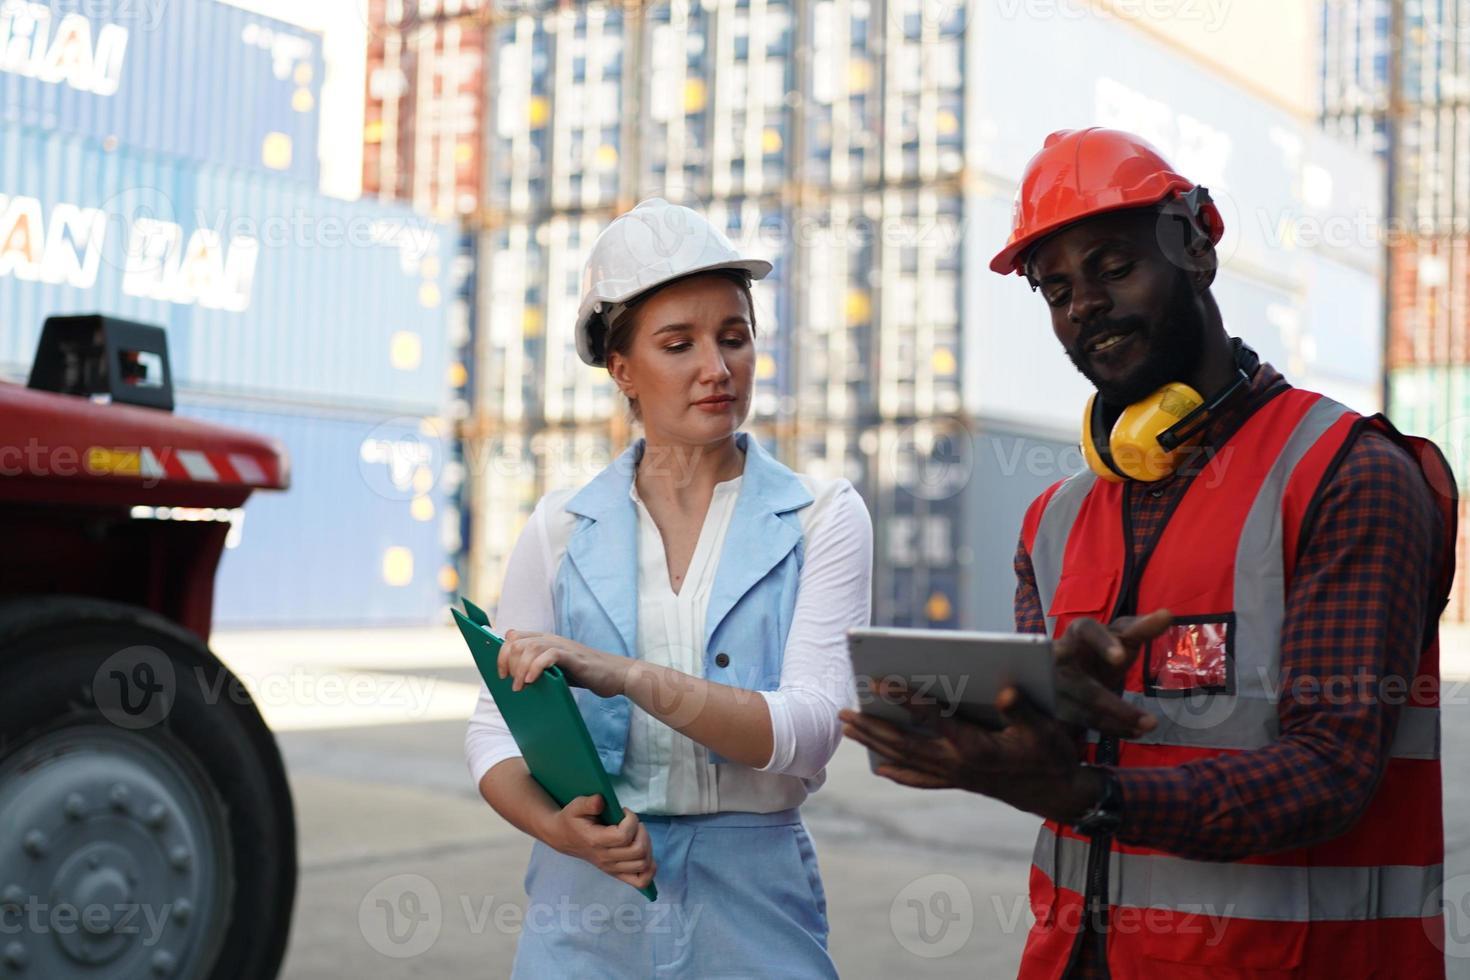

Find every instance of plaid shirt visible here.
[1013,364,1445,979]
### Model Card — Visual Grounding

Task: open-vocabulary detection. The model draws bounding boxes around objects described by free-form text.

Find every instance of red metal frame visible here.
[0,381,290,638]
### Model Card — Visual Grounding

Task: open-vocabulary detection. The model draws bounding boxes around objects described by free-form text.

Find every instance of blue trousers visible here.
[511,808,838,979]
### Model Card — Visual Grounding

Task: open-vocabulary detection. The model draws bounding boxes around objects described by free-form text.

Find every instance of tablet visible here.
[847,627,1056,770]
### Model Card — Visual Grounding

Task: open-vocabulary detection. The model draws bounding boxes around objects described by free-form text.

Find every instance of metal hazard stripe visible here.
[228,453,268,484]
[175,450,220,482]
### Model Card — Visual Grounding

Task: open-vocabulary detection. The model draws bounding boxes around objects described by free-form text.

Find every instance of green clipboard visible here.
[454,598,657,902]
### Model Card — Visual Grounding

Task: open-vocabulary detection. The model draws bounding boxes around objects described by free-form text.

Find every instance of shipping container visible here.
[0,0,323,185]
[864,419,972,629]
[806,0,965,189]
[364,16,487,218]
[0,124,455,415]
[176,400,454,628]
[481,1,796,215]
[1320,1,1467,232]
[1388,236,1470,368]
[793,188,963,424]
[1387,364,1470,620]
[482,2,671,214]
[1319,0,1391,153]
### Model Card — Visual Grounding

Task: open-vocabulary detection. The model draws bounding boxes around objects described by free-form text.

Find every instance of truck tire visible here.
[0,597,296,980]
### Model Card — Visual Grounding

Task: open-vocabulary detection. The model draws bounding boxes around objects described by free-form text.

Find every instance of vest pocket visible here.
[1143,614,1235,696]
[1046,570,1119,623]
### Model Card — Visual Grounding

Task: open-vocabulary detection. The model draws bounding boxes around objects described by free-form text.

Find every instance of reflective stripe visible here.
[1032,471,1097,637]
[1115,695,1439,758]
[1120,690,1279,750]
[1229,398,1351,705]
[1036,825,1440,921]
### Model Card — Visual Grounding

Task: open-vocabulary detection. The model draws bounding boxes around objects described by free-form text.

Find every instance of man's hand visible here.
[839,684,1106,824]
[1052,609,1172,737]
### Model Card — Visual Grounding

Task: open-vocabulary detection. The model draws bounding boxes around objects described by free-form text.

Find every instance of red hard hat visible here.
[989,127,1225,276]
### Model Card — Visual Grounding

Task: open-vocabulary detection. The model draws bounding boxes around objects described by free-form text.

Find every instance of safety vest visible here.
[1017,387,1454,980]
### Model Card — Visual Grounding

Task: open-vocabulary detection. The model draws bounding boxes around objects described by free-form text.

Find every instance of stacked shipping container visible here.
[369,1,1388,629]
[0,0,323,184]
[1,1,458,627]
[364,1,490,218]
[1322,0,1470,617]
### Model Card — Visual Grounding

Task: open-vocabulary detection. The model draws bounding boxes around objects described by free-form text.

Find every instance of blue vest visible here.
[552,432,813,771]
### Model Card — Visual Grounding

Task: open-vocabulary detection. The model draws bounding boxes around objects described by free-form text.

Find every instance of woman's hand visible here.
[541,795,656,891]
[498,630,628,698]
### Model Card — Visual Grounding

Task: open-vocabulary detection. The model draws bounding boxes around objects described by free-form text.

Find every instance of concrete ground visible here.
[208,626,1470,979]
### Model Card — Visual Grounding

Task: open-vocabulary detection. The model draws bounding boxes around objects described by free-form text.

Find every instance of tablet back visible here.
[847,627,1057,729]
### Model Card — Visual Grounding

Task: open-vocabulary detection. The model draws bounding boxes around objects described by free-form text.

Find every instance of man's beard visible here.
[1066,275,1207,407]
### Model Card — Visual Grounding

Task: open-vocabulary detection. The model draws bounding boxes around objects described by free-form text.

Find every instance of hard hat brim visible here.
[575,257,773,366]
[989,195,1224,277]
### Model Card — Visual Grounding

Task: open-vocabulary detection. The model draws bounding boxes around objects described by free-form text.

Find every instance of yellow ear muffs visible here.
[1082,383,1206,483]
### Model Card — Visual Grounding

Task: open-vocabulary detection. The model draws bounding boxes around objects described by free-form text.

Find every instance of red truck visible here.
[0,317,296,978]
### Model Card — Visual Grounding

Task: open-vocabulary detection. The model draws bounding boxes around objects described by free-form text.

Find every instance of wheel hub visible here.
[0,726,231,977]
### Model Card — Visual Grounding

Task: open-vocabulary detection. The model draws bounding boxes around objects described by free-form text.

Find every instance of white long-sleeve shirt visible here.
[464,472,873,814]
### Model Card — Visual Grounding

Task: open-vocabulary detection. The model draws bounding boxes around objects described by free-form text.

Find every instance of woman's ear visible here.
[606,350,637,401]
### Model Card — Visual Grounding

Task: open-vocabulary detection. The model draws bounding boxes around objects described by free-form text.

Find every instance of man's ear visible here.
[1188,240,1218,291]
[1154,208,1217,278]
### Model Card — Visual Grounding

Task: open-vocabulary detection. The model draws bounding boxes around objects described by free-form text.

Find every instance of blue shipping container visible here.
[0,124,453,415]
[179,401,453,629]
[0,0,323,185]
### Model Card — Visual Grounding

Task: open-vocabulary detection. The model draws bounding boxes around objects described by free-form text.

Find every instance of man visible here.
[842,128,1454,979]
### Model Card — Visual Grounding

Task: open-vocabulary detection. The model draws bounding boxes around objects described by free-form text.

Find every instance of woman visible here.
[464,198,872,978]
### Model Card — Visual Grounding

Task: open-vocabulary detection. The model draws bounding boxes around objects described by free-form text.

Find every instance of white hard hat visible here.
[575,198,772,366]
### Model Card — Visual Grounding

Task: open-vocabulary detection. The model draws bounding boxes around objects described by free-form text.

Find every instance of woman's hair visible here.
[601,269,758,422]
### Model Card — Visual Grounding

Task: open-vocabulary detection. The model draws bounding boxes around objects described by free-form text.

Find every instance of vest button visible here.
[714,652,730,668]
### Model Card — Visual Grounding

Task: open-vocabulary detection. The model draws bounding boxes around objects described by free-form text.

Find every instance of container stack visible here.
[370,2,1389,628]
[364,0,492,219]
[1322,0,1470,618]
[0,0,459,627]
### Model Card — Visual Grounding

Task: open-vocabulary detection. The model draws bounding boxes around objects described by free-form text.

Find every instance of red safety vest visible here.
[1017,387,1454,980]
